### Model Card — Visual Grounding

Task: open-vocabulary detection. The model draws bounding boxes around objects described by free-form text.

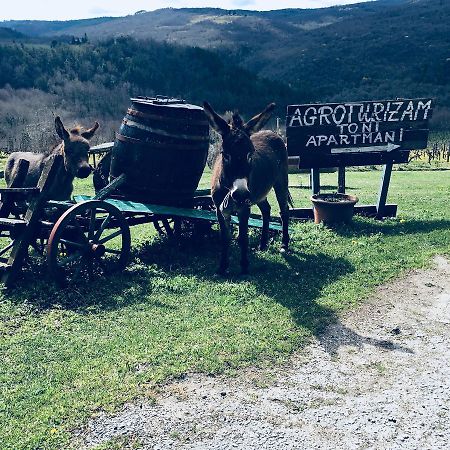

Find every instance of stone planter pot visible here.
[311,193,359,225]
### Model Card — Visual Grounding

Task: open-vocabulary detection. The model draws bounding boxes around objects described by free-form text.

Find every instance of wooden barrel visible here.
[110,97,209,205]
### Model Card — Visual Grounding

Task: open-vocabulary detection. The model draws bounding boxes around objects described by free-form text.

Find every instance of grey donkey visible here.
[5,117,99,200]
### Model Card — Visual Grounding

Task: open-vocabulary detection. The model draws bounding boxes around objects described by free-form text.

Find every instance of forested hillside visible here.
[0,38,298,151]
[2,0,449,114]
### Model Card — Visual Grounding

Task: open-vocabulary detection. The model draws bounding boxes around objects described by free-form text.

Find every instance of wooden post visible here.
[311,168,320,195]
[376,161,393,219]
[338,166,346,194]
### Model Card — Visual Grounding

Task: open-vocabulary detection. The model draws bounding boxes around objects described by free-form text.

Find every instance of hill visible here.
[1,0,448,122]
[0,0,448,139]
[0,17,118,37]
[0,27,26,41]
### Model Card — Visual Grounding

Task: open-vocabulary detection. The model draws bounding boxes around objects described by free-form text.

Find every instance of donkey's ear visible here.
[203,102,229,135]
[243,103,276,135]
[55,116,70,141]
[81,121,99,140]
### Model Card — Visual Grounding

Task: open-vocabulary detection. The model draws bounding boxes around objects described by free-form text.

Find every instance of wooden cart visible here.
[0,153,283,286]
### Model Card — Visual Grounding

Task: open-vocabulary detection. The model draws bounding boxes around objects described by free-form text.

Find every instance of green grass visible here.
[0,169,449,449]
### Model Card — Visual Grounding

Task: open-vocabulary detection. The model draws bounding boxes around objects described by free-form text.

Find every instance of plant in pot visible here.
[310,192,359,225]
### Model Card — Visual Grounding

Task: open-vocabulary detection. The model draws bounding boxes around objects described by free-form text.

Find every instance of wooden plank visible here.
[376,162,394,219]
[286,125,430,149]
[338,167,346,194]
[311,168,320,194]
[74,195,284,232]
[296,150,410,169]
[89,142,114,152]
[286,98,433,168]
[2,155,64,286]
[0,187,39,194]
[0,218,26,227]
[286,98,433,122]
[0,159,29,218]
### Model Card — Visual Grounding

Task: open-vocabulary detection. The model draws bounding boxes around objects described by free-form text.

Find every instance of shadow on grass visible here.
[334,217,450,238]
[132,234,413,354]
[4,229,413,355]
[4,253,176,313]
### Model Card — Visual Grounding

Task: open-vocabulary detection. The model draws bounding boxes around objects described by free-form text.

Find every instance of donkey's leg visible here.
[238,206,251,274]
[216,210,232,275]
[274,179,290,252]
[257,198,271,251]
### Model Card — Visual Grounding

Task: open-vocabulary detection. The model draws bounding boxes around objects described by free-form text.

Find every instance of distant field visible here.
[0,168,449,449]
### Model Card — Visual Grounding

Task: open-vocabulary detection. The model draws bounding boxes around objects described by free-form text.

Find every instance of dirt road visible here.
[75,256,450,449]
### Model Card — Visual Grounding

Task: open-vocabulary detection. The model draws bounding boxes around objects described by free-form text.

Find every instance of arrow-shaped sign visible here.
[331,143,401,154]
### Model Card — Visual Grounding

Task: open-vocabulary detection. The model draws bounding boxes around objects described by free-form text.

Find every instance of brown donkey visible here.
[5,117,98,200]
[204,102,292,275]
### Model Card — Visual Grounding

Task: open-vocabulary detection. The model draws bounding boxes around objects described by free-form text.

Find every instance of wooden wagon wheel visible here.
[47,200,131,283]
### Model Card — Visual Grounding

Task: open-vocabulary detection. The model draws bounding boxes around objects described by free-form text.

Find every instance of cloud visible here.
[88,7,118,16]
[231,0,256,7]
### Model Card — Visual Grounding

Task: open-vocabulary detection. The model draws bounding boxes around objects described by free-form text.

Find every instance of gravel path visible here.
[74,256,450,449]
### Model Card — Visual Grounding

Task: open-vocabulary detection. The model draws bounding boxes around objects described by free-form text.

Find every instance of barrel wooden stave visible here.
[110,98,209,206]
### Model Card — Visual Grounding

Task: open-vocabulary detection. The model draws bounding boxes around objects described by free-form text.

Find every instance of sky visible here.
[0,1,371,21]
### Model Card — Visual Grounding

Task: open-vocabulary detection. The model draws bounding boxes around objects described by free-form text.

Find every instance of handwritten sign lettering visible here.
[286,98,433,168]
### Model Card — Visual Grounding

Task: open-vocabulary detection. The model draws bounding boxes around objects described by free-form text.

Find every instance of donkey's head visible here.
[55,116,99,179]
[203,102,275,206]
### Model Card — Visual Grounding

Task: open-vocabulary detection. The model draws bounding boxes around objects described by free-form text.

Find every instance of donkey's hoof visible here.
[279,246,288,255]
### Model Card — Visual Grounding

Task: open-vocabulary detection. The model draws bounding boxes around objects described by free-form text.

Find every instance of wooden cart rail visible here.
[89,142,114,168]
[73,195,284,232]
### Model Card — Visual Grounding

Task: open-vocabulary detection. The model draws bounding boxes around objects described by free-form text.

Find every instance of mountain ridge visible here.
[0,0,448,128]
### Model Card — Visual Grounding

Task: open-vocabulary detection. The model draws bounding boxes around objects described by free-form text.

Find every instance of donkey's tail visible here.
[288,189,294,208]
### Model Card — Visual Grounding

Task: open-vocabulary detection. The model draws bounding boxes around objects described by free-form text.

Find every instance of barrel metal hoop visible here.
[127,108,209,127]
[116,133,208,151]
[122,119,209,142]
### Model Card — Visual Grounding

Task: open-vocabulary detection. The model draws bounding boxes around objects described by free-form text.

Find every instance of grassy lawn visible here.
[0,168,449,449]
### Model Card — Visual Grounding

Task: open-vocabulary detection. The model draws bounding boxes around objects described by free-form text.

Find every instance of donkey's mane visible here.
[46,141,64,156]
[70,125,83,135]
[230,111,244,129]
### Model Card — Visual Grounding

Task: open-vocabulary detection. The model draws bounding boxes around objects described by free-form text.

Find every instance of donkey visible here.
[5,116,98,200]
[204,102,292,275]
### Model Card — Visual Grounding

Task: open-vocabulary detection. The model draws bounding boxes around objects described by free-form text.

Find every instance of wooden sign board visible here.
[286,98,433,168]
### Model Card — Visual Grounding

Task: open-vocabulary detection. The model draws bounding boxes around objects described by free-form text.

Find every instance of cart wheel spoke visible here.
[48,200,131,284]
[98,229,122,245]
[73,221,90,245]
[94,214,111,241]
[59,238,87,250]
[103,248,121,255]
[88,208,97,240]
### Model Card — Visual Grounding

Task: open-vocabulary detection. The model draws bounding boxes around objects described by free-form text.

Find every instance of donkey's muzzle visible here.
[231,188,251,206]
[77,165,93,179]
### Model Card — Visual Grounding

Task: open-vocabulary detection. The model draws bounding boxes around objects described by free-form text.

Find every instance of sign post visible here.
[286,98,433,219]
